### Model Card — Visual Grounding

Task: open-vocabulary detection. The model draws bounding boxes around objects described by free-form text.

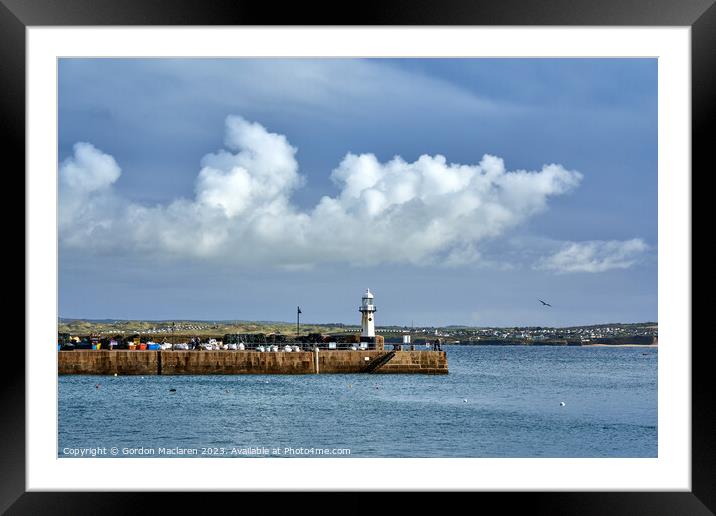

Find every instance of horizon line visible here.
[58,317,658,329]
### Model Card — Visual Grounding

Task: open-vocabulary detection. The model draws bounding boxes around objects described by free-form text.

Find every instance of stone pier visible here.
[58,350,448,375]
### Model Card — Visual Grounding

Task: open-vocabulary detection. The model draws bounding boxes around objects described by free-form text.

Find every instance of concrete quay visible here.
[58,350,448,375]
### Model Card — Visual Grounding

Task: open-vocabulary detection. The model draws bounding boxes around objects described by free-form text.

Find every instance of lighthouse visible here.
[359,289,376,338]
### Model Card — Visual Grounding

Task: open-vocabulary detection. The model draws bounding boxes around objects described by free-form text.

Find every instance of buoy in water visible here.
[463,398,468,403]
[95,384,100,389]
[560,401,566,406]
[113,373,118,377]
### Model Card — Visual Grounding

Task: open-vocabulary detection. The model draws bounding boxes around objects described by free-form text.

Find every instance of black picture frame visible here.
[6,0,710,513]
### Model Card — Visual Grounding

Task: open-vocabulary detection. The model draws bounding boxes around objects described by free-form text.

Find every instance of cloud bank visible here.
[60,115,584,267]
[535,238,649,273]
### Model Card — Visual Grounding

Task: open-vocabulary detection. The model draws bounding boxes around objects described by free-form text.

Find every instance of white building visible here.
[359,289,376,338]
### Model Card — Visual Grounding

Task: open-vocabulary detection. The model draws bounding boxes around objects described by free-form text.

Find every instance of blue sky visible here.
[58,58,657,327]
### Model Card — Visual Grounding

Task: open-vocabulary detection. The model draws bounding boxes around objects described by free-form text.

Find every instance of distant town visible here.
[58,319,658,347]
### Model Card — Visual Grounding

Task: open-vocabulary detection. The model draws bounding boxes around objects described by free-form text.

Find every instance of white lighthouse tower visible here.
[359,289,376,338]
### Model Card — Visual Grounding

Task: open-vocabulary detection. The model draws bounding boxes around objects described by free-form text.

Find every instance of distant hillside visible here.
[58,318,657,339]
[58,318,358,337]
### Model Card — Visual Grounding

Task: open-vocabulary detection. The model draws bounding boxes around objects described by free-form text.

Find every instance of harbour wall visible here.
[58,350,448,375]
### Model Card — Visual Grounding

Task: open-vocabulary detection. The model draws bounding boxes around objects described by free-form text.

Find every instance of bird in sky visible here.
[538,299,552,307]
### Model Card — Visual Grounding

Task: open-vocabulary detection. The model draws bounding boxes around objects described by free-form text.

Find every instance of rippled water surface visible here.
[59,345,657,457]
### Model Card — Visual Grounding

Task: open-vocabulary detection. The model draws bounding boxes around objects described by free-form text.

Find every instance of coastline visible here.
[582,344,657,348]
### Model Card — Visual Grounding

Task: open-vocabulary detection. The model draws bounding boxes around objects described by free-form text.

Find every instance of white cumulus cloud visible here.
[59,116,584,267]
[59,142,123,246]
[60,141,121,193]
[535,238,649,273]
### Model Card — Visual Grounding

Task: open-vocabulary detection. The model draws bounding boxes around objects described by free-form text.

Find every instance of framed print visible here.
[7,0,711,513]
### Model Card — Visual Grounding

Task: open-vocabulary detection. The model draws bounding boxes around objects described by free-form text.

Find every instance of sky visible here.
[58,58,657,327]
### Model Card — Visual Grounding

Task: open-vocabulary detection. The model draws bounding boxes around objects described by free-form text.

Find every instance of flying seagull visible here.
[538,299,552,307]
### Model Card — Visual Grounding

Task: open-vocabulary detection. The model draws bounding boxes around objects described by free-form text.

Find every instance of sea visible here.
[58,345,657,458]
